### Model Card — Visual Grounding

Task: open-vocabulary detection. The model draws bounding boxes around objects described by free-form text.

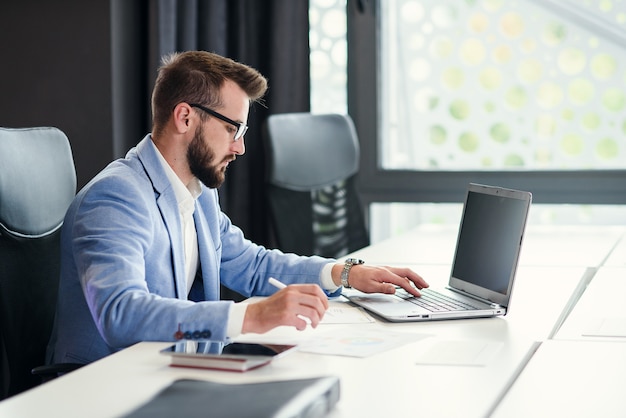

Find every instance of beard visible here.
[187,124,231,188]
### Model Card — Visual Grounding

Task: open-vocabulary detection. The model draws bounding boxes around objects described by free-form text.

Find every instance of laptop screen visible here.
[451,185,531,300]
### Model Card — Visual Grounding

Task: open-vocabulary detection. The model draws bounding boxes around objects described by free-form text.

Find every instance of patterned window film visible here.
[310,0,348,115]
[310,0,626,241]
[380,0,626,170]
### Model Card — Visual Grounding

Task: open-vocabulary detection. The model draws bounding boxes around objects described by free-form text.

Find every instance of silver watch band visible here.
[340,258,364,288]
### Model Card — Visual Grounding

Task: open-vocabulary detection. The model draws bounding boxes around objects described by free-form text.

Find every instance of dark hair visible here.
[151,51,268,136]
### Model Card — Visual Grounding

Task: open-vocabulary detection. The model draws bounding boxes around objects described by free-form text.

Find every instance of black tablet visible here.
[160,341,298,372]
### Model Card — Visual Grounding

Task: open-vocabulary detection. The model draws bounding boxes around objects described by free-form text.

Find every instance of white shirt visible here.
[154,146,201,293]
[153,140,338,338]
[153,143,247,338]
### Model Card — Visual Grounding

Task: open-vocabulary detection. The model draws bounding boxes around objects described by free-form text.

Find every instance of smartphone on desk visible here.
[160,341,298,372]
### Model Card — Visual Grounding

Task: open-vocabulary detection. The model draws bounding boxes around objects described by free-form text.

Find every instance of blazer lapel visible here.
[194,207,220,301]
[156,192,188,299]
[136,136,188,299]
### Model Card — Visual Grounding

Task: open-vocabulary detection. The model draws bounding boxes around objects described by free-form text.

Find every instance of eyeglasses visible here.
[189,103,248,141]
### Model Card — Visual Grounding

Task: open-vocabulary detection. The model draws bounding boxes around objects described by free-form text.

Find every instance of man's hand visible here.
[333,264,429,297]
[242,284,329,334]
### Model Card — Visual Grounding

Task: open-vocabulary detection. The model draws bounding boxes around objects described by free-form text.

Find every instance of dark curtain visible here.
[110,0,310,248]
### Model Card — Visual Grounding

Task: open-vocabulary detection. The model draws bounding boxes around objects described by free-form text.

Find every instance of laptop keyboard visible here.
[394,288,480,312]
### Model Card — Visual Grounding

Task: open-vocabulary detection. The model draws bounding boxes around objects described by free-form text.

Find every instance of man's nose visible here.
[232,136,245,155]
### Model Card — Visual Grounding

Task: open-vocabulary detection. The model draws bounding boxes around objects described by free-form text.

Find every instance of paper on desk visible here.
[415,340,504,367]
[298,328,429,358]
[583,318,626,337]
[320,306,374,324]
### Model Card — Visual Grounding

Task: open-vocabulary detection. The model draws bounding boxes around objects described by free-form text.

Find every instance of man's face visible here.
[187,122,233,188]
[186,80,250,188]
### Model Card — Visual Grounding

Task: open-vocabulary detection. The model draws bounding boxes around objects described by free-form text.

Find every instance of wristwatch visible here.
[341,258,364,288]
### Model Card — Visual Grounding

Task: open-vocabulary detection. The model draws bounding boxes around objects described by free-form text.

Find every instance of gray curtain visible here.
[111,0,310,247]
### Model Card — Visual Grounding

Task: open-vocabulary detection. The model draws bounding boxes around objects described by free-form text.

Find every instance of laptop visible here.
[344,183,532,322]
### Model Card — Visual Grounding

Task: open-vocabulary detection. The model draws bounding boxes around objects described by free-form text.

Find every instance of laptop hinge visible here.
[448,286,496,306]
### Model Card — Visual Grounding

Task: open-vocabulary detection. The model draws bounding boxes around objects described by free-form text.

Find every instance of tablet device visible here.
[160,341,298,372]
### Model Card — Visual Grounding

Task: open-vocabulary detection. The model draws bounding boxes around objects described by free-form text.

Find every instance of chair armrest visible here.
[31,362,83,377]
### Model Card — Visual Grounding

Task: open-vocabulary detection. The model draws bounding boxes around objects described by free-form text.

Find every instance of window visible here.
[310,0,348,115]
[380,0,626,171]
[313,0,626,242]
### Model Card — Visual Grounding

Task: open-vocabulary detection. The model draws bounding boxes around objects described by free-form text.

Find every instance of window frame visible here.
[347,0,626,213]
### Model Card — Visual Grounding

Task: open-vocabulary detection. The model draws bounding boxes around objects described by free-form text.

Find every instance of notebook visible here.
[344,183,532,322]
[123,376,340,418]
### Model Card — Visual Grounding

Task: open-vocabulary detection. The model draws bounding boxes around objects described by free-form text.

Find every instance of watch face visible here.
[347,258,364,265]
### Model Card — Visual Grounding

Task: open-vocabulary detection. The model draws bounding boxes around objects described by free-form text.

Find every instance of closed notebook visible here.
[123,376,340,418]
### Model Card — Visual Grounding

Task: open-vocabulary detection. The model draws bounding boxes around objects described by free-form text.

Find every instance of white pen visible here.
[269,276,315,324]
[268,277,287,289]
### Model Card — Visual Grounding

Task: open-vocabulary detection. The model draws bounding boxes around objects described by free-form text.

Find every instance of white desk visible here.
[0,265,588,418]
[604,234,626,267]
[0,225,622,417]
[555,267,626,342]
[388,264,590,342]
[349,224,458,265]
[519,225,624,267]
[0,331,537,418]
[352,224,624,268]
[491,340,626,418]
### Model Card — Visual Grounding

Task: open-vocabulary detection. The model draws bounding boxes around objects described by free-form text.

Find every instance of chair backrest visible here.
[264,113,369,258]
[0,127,76,399]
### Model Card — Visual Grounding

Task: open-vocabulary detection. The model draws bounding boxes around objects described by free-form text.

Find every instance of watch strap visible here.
[340,258,364,288]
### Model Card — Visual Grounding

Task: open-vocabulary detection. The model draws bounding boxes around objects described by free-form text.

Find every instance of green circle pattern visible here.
[596,138,619,159]
[459,132,479,152]
[430,125,447,145]
[431,3,624,167]
[449,100,470,119]
[490,123,511,143]
[504,154,524,166]
[561,134,584,155]
[602,89,626,112]
[581,113,601,131]
[568,78,595,105]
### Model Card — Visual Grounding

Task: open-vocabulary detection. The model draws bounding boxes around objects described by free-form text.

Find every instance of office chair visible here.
[0,127,81,399]
[264,113,369,258]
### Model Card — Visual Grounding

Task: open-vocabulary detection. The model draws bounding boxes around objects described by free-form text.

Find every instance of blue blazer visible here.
[50,135,334,364]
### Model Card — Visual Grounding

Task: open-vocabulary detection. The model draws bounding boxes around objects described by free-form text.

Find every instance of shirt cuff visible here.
[321,262,340,292]
[226,302,248,339]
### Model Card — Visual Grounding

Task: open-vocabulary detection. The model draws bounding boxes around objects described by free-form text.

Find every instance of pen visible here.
[268,277,328,323]
[269,276,316,324]
[268,277,287,289]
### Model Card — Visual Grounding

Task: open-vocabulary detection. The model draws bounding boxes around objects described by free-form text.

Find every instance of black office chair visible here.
[264,113,369,258]
[0,127,81,399]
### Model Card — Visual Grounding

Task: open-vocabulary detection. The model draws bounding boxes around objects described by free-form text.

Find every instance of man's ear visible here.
[172,103,193,133]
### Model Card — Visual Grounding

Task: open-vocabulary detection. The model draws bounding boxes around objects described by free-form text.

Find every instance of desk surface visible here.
[555,267,626,342]
[352,224,624,268]
[492,339,626,418]
[0,335,537,418]
[604,234,626,267]
[0,266,588,418]
[0,225,624,417]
